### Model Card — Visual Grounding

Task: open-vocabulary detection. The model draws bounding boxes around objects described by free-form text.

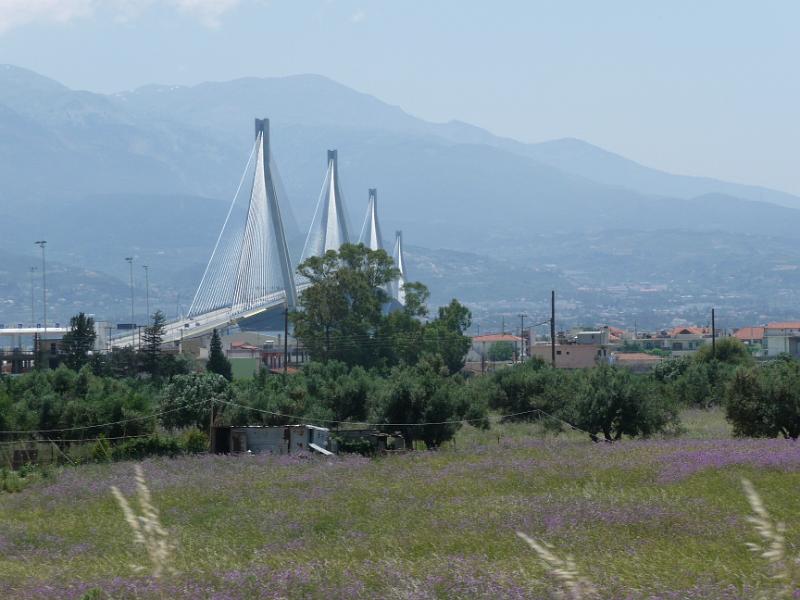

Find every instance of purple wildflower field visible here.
[2,428,800,599]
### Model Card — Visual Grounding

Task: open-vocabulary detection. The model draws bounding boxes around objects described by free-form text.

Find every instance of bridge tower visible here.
[188,118,298,319]
[254,118,297,309]
[391,230,407,305]
[300,149,351,262]
[358,188,383,251]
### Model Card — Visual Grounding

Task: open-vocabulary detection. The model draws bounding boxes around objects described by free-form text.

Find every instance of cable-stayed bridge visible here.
[111,119,406,347]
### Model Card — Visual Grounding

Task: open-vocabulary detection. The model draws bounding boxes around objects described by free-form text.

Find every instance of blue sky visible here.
[1,0,798,195]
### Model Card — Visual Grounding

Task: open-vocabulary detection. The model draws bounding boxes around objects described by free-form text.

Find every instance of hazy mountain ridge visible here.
[3,64,800,328]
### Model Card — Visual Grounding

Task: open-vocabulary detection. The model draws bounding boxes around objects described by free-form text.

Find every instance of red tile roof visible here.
[734,326,765,341]
[766,322,800,330]
[669,326,710,337]
[614,353,662,363]
[473,334,521,343]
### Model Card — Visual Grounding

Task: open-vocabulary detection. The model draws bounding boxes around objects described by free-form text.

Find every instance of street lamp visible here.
[125,257,134,329]
[34,241,47,367]
[142,264,150,324]
[29,266,36,325]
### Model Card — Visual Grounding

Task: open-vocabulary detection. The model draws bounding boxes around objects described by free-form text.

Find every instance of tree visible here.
[141,310,166,377]
[373,355,481,449]
[159,372,233,430]
[566,365,679,441]
[61,313,96,371]
[488,341,515,362]
[292,244,399,367]
[421,300,472,374]
[726,360,800,439]
[696,337,754,366]
[207,329,232,381]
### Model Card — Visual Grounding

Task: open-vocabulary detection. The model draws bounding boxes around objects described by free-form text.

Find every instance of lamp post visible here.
[34,241,47,367]
[29,266,36,325]
[125,257,134,339]
[143,264,150,324]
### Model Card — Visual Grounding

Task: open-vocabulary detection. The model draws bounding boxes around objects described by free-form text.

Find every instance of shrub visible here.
[181,429,209,454]
[565,365,680,441]
[111,435,182,461]
[726,360,800,439]
[91,434,112,462]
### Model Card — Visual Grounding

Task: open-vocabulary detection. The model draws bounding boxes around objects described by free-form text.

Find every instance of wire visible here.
[0,433,156,447]
[214,398,539,428]
[0,399,208,435]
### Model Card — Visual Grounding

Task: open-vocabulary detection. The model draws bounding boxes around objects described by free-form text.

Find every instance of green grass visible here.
[0,408,797,598]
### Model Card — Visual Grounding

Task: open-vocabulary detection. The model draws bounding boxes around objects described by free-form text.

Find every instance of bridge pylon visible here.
[358,188,384,251]
[300,149,351,262]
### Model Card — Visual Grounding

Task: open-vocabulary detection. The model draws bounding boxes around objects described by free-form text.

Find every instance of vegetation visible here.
[206,329,232,381]
[487,340,514,361]
[4,414,800,598]
[60,312,96,371]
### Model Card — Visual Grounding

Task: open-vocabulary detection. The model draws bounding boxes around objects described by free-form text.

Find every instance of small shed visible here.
[213,424,331,456]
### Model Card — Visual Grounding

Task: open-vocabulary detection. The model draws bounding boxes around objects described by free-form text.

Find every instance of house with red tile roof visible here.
[764,322,800,357]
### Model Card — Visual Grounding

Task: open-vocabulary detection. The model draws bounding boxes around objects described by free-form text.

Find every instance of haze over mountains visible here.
[2,64,800,329]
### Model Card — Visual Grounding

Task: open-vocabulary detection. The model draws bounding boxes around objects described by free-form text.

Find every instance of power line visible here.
[0,399,208,435]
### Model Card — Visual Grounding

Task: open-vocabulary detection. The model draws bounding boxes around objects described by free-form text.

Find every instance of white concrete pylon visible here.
[301,149,351,262]
[358,188,383,251]
[391,230,406,305]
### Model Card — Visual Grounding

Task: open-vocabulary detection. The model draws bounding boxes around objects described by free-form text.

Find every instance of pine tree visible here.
[207,329,232,381]
[141,310,166,377]
[61,312,97,371]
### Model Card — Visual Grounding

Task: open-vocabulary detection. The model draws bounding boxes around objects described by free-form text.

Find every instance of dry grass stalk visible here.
[742,478,796,599]
[516,531,598,599]
[110,465,174,578]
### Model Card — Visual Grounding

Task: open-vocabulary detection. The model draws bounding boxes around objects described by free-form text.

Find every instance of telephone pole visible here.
[283,304,289,377]
[711,308,716,359]
[125,257,134,328]
[550,290,556,368]
[518,313,527,361]
[29,266,36,324]
[143,264,150,323]
[35,241,47,367]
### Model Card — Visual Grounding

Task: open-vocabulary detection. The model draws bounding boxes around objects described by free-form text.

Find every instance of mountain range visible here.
[1,64,799,329]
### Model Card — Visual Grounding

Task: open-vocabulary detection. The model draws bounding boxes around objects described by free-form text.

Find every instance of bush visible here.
[181,429,209,454]
[488,341,515,361]
[333,436,375,456]
[111,435,182,461]
[565,365,680,441]
[90,434,112,462]
[726,360,800,439]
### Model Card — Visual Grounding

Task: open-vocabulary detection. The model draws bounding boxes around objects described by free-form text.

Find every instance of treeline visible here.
[0,355,487,452]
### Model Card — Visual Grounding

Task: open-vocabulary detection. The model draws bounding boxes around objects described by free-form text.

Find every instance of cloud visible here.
[0,0,241,33]
[349,8,365,23]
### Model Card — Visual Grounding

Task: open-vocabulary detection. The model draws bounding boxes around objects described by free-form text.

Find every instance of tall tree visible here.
[141,310,166,377]
[61,312,96,371]
[292,244,398,368]
[207,329,232,381]
[421,299,473,374]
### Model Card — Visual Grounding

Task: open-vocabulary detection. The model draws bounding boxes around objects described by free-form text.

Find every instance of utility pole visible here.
[29,266,36,324]
[711,308,716,359]
[35,241,47,368]
[143,264,150,323]
[550,290,556,368]
[519,313,527,361]
[283,304,289,377]
[125,257,134,331]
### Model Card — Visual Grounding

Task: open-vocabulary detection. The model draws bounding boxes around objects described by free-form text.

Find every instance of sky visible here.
[1,0,798,195]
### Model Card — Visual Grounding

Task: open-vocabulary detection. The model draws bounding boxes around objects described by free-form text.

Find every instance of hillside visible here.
[3,64,800,327]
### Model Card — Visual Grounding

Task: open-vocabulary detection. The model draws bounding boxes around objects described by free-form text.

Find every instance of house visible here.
[468,333,522,362]
[529,343,609,369]
[213,424,332,455]
[733,326,766,357]
[611,352,663,373]
[764,322,800,358]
